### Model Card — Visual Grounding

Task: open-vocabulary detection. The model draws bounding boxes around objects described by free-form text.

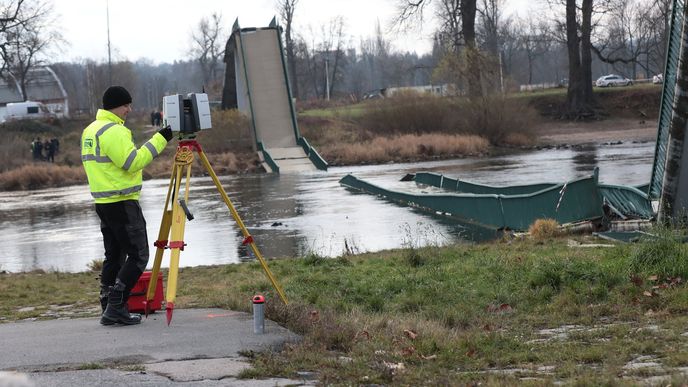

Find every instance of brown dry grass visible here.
[0,163,86,190]
[193,109,253,153]
[528,218,561,240]
[0,110,260,191]
[356,93,538,146]
[319,133,489,165]
[143,151,260,179]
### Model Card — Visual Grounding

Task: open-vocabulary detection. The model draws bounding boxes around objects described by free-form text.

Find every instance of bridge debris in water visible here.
[339,168,652,232]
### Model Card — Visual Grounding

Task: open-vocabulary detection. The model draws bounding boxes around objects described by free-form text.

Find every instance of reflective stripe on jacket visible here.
[81,109,168,203]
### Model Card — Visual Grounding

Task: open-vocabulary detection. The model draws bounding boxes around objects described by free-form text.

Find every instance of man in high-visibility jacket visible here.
[81,86,174,325]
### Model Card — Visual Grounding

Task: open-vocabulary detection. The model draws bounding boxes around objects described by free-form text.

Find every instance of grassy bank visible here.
[3,229,688,385]
[0,110,260,191]
[0,86,661,191]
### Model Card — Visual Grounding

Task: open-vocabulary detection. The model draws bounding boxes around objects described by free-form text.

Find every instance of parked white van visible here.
[3,101,52,122]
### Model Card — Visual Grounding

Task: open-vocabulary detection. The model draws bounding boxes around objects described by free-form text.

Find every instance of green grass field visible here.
[3,228,688,385]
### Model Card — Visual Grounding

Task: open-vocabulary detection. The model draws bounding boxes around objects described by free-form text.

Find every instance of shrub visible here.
[318,133,488,165]
[0,164,86,190]
[629,226,688,278]
[194,109,253,153]
[355,93,537,145]
[529,218,560,240]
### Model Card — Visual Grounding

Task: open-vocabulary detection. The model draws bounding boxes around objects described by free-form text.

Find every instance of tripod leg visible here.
[145,164,176,317]
[196,149,289,305]
[165,162,193,325]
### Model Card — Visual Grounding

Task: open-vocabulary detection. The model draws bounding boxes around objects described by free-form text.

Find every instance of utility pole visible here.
[499,51,504,94]
[324,58,330,101]
[106,0,112,85]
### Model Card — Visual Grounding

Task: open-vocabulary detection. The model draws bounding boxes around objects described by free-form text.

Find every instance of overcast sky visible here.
[52,0,534,64]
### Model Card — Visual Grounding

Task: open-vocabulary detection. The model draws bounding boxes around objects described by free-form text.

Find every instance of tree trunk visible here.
[565,0,584,116]
[581,0,594,106]
[461,0,481,98]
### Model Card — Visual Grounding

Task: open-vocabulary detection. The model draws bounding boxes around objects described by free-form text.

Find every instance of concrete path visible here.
[0,308,312,386]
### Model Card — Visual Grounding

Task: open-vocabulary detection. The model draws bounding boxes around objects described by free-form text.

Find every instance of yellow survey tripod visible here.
[144,136,288,325]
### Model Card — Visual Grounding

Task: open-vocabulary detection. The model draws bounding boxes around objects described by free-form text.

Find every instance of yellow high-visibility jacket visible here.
[81,109,168,203]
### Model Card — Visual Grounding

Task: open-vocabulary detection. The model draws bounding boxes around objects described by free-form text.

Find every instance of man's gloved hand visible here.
[158,125,173,141]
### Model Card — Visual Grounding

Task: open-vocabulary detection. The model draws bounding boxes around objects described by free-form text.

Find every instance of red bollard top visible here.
[252,295,265,304]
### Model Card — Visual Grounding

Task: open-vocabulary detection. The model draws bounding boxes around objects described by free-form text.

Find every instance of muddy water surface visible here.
[0,141,653,273]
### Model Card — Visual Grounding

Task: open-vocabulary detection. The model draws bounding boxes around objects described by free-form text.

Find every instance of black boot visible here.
[101,281,142,326]
[99,285,111,314]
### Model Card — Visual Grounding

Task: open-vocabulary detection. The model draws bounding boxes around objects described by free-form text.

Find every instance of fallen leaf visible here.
[401,346,416,357]
[643,291,653,297]
[630,275,643,286]
[356,330,371,341]
[309,310,320,323]
[403,329,418,340]
[465,349,476,357]
[648,275,658,281]
[421,354,437,360]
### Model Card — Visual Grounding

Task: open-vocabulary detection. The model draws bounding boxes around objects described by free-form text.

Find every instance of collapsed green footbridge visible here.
[339,170,653,232]
[225,18,327,173]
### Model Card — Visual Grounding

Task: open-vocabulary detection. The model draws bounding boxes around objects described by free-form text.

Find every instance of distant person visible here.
[81,85,173,326]
[154,110,162,126]
[43,139,50,160]
[150,110,156,126]
[45,139,55,162]
[31,137,42,161]
[50,137,59,155]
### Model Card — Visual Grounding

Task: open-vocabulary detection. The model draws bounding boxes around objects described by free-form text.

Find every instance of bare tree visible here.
[276,0,299,99]
[0,0,26,75]
[547,0,612,117]
[189,12,226,96]
[477,0,503,57]
[593,0,667,79]
[396,0,482,98]
[0,0,61,100]
[518,17,550,84]
[315,16,347,99]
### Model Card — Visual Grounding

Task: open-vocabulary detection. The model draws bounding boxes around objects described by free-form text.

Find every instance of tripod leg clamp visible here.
[169,241,186,250]
[154,240,168,249]
[242,235,254,245]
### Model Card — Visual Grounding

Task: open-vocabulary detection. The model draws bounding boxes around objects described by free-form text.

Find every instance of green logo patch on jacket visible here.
[83,139,93,148]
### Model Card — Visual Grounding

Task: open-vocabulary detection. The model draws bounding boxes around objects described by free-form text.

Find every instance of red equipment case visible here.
[127,271,164,313]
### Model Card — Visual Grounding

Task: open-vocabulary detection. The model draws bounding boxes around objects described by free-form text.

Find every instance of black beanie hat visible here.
[102,86,132,110]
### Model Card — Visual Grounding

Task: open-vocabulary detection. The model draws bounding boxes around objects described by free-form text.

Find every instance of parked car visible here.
[652,74,663,84]
[595,74,633,87]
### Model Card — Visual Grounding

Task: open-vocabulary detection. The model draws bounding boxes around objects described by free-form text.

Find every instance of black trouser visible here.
[96,200,149,291]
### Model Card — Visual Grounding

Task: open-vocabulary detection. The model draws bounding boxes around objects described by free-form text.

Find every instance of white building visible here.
[0,66,69,122]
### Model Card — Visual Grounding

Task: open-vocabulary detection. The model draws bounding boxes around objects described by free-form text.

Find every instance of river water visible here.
[0,141,654,273]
